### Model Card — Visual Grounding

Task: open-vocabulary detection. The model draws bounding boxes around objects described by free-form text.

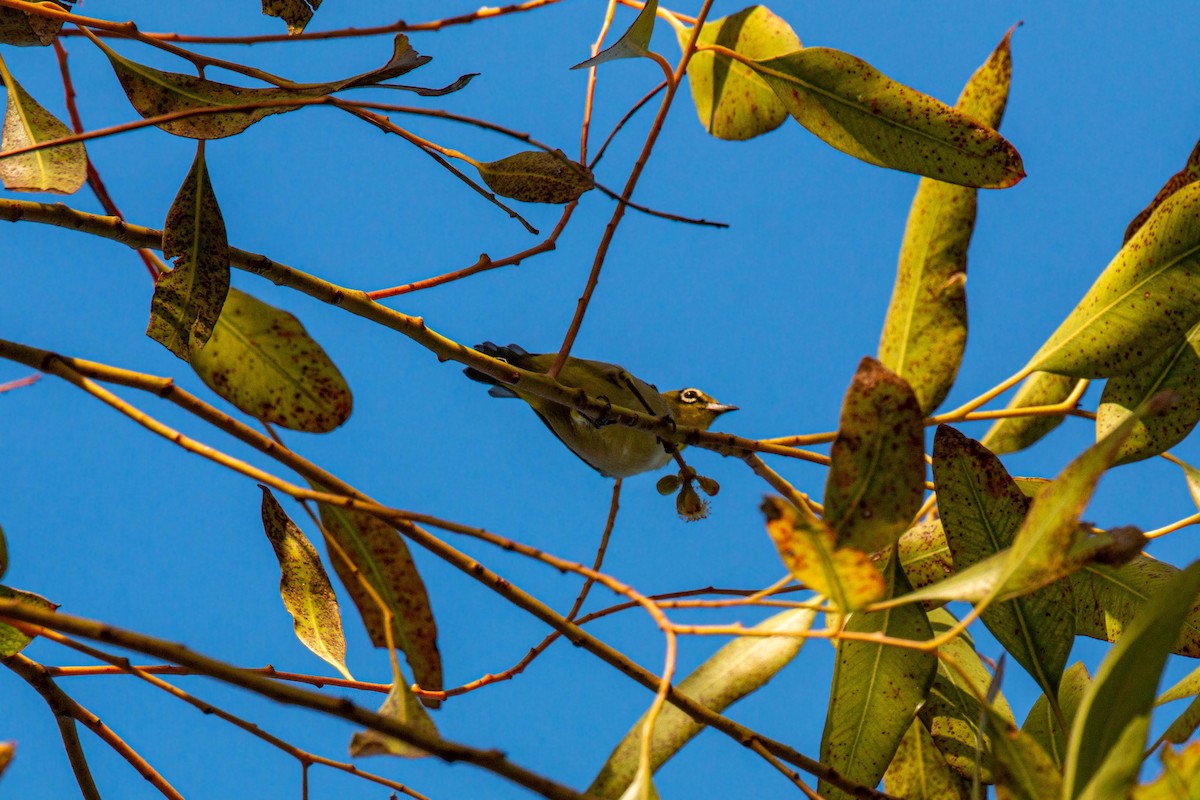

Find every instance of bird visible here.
[463,342,737,479]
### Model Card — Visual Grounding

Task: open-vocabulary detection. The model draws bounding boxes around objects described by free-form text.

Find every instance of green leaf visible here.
[1029,180,1200,378]
[883,718,968,799]
[918,607,1015,784]
[1064,561,1200,800]
[762,496,885,612]
[677,6,800,141]
[981,372,1083,455]
[1160,696,1200,746]
[317,502,442,707]
[572,0,658,69]
[1096,321,1200,464]
[589,607,816,799]
[476,150,594,204]
[348,679,438,758]
[0,1,66,46]
[897,518,953,592]
[1134,742,1200,800]
[819,556,936,799]
[824,357,926,553]
[259,487,352,681]
[1073,555,1200,657]
[147,143,230,360]
[262,0,321,35]
[1021,662,1091,770]
[0,586,55,657]
[745,47,1024,188]
[985,705,1064,800]
[878,29,1014,414]
[933,425,1072,699]
[0,55,86,194]
[1125,138,1200,244]
[190,288,352,433]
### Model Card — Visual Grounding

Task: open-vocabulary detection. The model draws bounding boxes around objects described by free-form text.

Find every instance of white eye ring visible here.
[681,388,700,403]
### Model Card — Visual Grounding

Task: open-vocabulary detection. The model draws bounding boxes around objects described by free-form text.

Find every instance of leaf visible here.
[476,150,593,204]
[589,607,816,799]
[1125,138,1200,244]
[1073,555,1200,657]
[897,518,953,592]
[761,496,885,612]
[677,6,800,141]
[824,357,926,553]
[745,47,1024,188]
[572,0,658,69]
[317,503,442,707]
[0,740,11,779]
[981,372,1083,455]
[1029,180,1200,378]
[82,27,318,139]
[0,55,86,193]
[258,487,352,681]
[1021,662,1091,770]
[819,556,936,800]
[883,718,968,799]
[190,288,352,433]
[878,29,1014,414]
[918,607,1015,783]
[349,679,438,758]
[0,1,66,46]
[617,765,660,800]
[933,425,1073,699]
[262,0,321,35]
[1134,742,1200,800]
[0,586,56,657]
[985,707,1064,800]
[1095,321,1200,464]
[1160,696,1200,746]
[147,143,230,359]
[1064,561,1200,800]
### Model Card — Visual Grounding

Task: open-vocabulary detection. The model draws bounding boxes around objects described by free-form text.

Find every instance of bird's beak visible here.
[705,402,738,414]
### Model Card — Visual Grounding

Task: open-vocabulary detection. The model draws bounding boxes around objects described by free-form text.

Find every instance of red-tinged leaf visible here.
[1125,138,1200,244]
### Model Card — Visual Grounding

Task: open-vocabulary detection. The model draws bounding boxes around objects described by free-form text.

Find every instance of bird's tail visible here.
[463,342,530,399]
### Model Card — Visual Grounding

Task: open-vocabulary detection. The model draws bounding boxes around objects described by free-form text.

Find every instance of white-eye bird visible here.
[464,342,737,479]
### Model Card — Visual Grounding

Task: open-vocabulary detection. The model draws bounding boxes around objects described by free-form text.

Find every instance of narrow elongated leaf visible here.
[819,556,936,800]
[1096,321,1200,464]
[0,56,85,193]
[1029,180,1200,378]
[824,357,926,554]
[918,607,1015,783]
[333,35,435,91]
[981,372,1082,455]
[349,679,438,758]
[985,707,1064,800]
[1021,662,1091,770]
[1125,138,1200,244]
[476,150,593,204]
[933,426,1072,699]
[259,487,352,681]
[1073,556,1200,657]
[0,1,65,46]
[884,718,967,799]
[148,144,229,360]
[617,766,660,800]
[746,47,1024,187]
[262,0,321,35]
[1160,696,1200,745]
[589,607,816,799]
[190,288,352,432]
[82,28,319,139]
[1064,561,1200,800]
[318,503,442,707]
[879,29,1013,413]
[897,518,953,592]
[0,586,55,656]
[678,6,800,141]
[761,497,884,612]
[573,0,657,69]
[1134,743,1200,800]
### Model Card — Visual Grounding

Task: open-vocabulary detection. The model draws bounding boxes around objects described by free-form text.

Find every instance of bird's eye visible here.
[681,388,700,403]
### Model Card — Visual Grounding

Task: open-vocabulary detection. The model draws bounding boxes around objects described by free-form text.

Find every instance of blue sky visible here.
[3,2,1200,798]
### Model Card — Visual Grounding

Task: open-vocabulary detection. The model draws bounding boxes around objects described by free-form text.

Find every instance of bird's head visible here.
[663,387,738,431]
